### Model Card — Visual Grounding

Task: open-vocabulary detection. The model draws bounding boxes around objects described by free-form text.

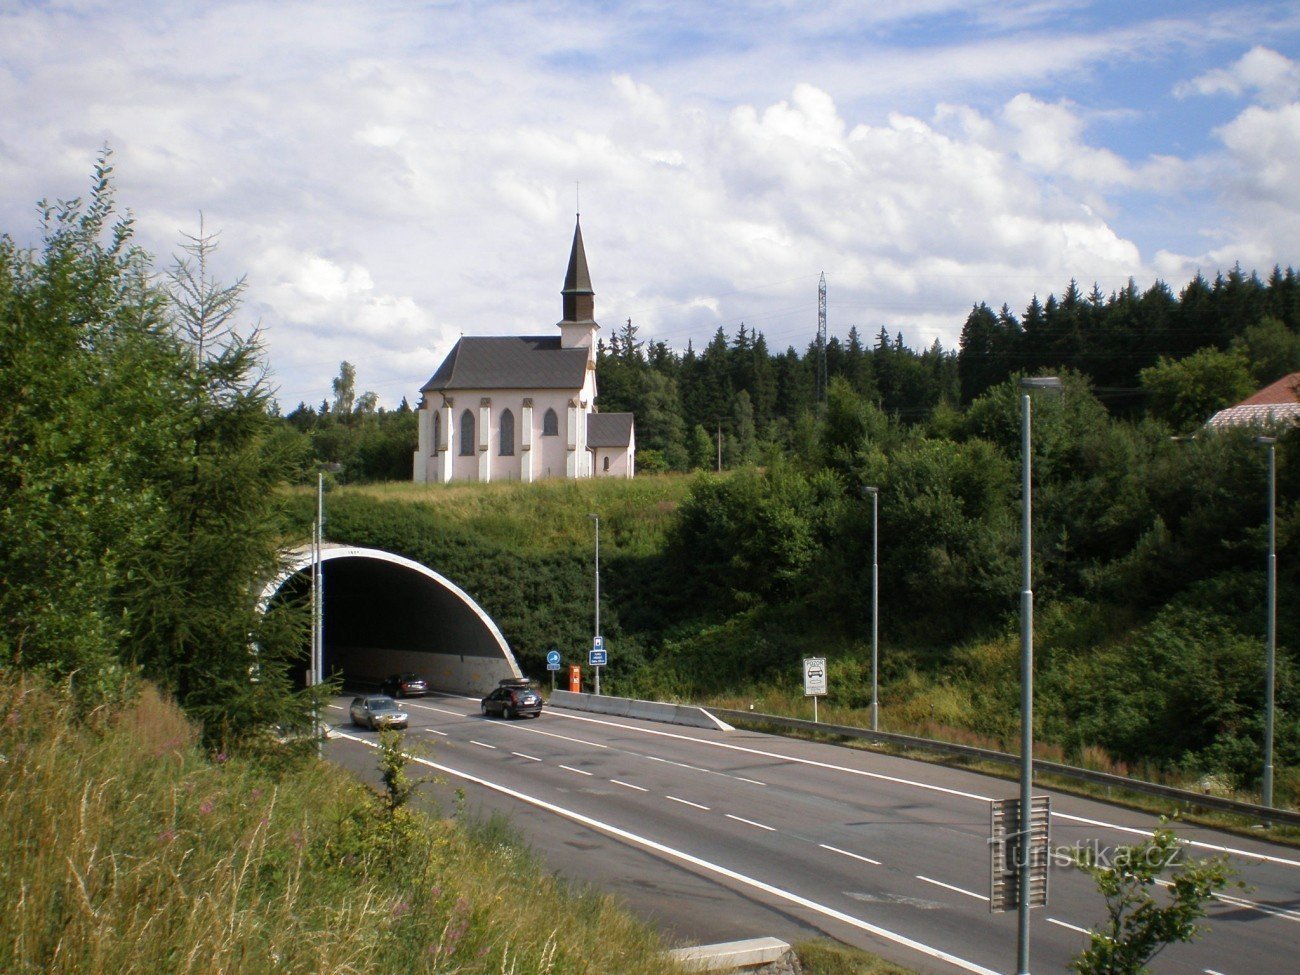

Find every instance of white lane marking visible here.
[407,703,466,717]
[667,795,711,811]
[916,875,986,902]
[727,814,776,832]
[510,725,609,749]
[1204,969,1229,975]
[647,754,712,774]
[511,752,541,762]
[1047,917,1091,935]
[734,776,767,786]
[470,741,497,750]
[327,704,344,711]
[1052,811,1300,869]
[560,765,593,776]
[1210,891,1300,923]
[819,844,881,866]
[331,728,1001,975]
[551,711,991,802]
[426,728,448,736]
[611,779,649,792]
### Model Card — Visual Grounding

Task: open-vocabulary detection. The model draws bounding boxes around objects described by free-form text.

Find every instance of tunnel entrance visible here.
[262,544,523,695]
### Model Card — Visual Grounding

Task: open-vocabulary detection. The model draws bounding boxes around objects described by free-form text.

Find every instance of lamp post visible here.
[1256,435,1277,809]
[1017,376,1060,975]
[861,486,880,732]
[590,513,601,696]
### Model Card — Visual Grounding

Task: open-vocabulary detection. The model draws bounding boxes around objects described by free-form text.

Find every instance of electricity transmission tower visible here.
[816,271,828,405]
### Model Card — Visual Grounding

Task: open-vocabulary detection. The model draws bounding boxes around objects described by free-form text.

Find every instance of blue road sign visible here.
[589,649,607,667]
[546,649,561,671]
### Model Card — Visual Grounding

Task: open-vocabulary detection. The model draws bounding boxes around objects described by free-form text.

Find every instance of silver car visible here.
[349,695,409,730]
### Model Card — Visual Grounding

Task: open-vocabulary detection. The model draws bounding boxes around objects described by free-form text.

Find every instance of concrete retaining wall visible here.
[549,690,732,731]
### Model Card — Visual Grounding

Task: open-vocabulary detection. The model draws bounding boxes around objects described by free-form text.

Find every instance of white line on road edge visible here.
[916,876,987,902]
[726,814,776,832]
[511,752,541,762]
[611,779,649,792]
[470,741,497,750]
[333,730,1002,975]
[818,844,881,866]
[1053,811,1300,869]
[1046,918,1090,935]
[667,795,711,811]
[559,765,593,776]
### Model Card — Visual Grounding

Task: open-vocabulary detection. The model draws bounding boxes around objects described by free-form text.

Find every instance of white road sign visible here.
[803,657,827,697]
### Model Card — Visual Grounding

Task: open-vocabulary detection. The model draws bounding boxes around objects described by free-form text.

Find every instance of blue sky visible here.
[3,0,1299,408]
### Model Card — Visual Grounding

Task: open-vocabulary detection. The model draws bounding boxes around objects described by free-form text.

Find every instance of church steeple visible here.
[558,215,599,350]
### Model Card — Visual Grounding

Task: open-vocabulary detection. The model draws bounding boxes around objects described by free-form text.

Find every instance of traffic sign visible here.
[589,648,607,667]
[989,796,1051,913]
[803,657,827,696]
[546,649,562,671]
[592,635,604,653]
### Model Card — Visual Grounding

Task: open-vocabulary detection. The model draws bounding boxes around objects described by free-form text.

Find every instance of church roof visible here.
[421,336,589,392]
[587,412,634,448]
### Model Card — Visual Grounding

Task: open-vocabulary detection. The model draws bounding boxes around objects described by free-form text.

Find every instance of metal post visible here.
[861,486,881,732]
[591,513,601,697]
[1258,436,1277,809]
[1016,376,1058,975]
[315,473,325,758]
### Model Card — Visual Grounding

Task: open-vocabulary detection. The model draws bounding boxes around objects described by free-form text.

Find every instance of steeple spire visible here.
[561,215,595,325]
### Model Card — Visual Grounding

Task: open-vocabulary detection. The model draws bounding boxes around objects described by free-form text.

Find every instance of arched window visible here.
[432,411,441,454]
[499,409,515,456]
[542,407,559,437]
[459,409,475,456]
[603,456,610,472]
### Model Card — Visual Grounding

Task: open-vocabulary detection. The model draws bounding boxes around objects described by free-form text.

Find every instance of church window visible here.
[432,411,441,454]
[499,409,515,456]
[603,456,610,472]
[542,408,559,436]
[459,410,474,456]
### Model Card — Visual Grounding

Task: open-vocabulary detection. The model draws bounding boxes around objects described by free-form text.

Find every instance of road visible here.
[326,692,1300,975]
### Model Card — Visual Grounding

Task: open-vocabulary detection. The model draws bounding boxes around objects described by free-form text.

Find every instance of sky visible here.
[3,0,1300,410]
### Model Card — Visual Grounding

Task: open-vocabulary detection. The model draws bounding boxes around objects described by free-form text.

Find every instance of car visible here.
[349,695,409,730]
[480,679,543,719]
[380,673,428,698]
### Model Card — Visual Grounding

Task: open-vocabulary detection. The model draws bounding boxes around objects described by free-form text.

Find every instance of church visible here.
[412,218,635,483]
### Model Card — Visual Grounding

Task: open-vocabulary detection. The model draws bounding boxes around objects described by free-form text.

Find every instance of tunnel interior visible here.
[270,551,520,696]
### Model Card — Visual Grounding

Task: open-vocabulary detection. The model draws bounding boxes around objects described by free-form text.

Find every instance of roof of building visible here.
[587,412,634,448]
[1205,372,1300,429]
[420,336,589,393]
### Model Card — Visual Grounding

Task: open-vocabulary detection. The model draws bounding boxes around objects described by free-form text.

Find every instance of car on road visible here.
[481,679,543,719]
[380,672,428,698]
[349,695,409,730]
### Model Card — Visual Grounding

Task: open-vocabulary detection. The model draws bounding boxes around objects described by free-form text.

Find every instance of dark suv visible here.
[480,678,543,719]
[381,673,428,698]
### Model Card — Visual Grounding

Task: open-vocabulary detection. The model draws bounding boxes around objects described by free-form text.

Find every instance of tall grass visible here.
[0,675,680,975]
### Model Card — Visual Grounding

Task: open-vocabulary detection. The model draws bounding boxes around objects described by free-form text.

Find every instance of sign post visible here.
[989,796,1051,915]
[546,648,561,692]
[803,657,827,723]
[589,635,607,695]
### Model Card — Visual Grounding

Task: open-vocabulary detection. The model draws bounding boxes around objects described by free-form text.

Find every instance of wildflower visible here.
[158,828,177,843]
[214,752,228,764]
[199,798,215,815]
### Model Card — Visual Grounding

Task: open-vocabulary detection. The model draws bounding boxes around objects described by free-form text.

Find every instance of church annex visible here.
[412,219,635,483]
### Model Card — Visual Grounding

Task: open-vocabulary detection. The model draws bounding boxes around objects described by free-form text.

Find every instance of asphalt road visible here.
[326,693,1300,975]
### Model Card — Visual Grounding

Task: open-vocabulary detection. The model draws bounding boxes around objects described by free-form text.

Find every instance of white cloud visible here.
[1177,45,1300,106]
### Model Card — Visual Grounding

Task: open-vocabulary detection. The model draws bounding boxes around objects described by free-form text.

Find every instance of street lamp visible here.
[1256,436,1278,809]
[1017,375,1060,975]
[589,513,601,696]
[861,486,880,732]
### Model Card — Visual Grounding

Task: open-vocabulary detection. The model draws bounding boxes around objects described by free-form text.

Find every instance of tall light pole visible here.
[862,486,880,732]
[590,513,601,696]
[1256,435,1277,809]
[1018,376,1060,975]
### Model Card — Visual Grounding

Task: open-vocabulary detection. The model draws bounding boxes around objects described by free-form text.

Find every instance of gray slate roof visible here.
[421,337,589,392]
[587,412,634,448]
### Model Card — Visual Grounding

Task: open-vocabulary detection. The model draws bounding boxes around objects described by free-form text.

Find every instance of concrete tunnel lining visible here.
[262,544,523,696]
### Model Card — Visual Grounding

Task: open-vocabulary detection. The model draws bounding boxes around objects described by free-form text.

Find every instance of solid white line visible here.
[916,875,987,902]
[611,779,649,792]
[726,814,776,832]
[511,725,609,749]
[667,795,711,811]
[331,728,1001,975]
[647,754,712,773]
[1204,969,1229,975]
[470,740,497,750]
[560,764,593,776]
[511,751,541,762]
[426,728,448,736]
[734,776,767,786]
[409,704,466,717]
[1047,917,1091,935]
[1051,812,1300,869]
[819,844,881,866]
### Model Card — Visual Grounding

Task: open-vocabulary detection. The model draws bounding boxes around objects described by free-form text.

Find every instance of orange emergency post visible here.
[568,664,581,693]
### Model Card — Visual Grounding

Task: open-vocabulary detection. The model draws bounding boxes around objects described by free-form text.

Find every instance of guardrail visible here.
[705,707,1300,830]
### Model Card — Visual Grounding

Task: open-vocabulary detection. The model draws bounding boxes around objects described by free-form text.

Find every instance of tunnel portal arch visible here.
[261,544,523,695]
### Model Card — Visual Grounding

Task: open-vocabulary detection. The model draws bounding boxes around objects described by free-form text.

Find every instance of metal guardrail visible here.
[706,707,1300,830]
